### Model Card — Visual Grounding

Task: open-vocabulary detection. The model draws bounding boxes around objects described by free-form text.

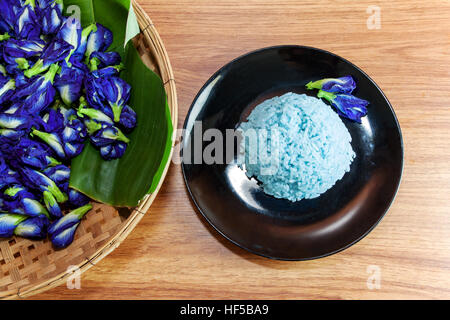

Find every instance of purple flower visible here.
[13,63,59,114]
[48,204,91,235]
[14,3,41,40]
[2,38,46,62]
[89,51,121,71]
[32,107,87,160]
[39,1,63,35]
[54,59,88,106]
[0,77,15,104]
[0,157,20,189]
[0,214,27,238]
[90,123,129,160]
[24,38,72,78]
[84,23,113,61]
[119,105,137,131]
[56,16,82,62]
[3,184,51,218]
[73,23,97,59]
[14,215,49,239]
[100,77,131,123]
[42,190,62,219]
[19,166,67,203]
[0,0,18,34]
[50,222,79,248]
[99,142,127,160]
[44,165,89,208]
[49,204,92,248]
[0,112,32,130]
[14,138,60,170]
[317,90,369,123]
[307,76,357,94]
[43,164,70,184]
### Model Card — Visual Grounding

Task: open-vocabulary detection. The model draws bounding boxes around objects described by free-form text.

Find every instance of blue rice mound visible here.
[237,93,355,202]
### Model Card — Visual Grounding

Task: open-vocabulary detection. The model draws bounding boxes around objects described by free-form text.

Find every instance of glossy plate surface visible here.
[181,46,403,260]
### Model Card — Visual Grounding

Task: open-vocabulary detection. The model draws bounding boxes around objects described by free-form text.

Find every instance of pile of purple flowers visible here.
[306,76,369,123]
[0,0,137,248]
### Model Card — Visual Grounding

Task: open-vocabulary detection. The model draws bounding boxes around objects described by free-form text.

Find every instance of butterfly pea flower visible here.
[72,23,97,59]
[14,2,41,40]
[50,222,78,248]
[84,23,113,62]
[61,135,85,158]
[49,204,92,248]
[38,0,63,35]
[14,73,28,87]
[99,142,128,161]
[13,63,58,114]
[90,123,130,160]
[20,166,67,203]
[67,188,89,207]
[3,185,51,219]
[101,77,132,123]
[59,181,90,208]
[41,165,69,216]
[90,64,123,78]
[45,165,89,207]
[64,118,88,141]
[42,190,62,219]
[40,107,65,132]
[24,39,72,78]
[2,101,21,114]
[0,213,49,239]
[31,128,65,159]
[118,105,137,131]
[83,64,125,109]
[0,112,31,130]
[33,108,87,159]
[53,107,87,154]
[43,164,69,184]
[54,58,88,106]
[317,90,369,123]
[306,76,357,94]
[0,77,15,105]
[0,0,17,34]
[84,73,108,110]
[2,38,46,64]
[0,128,27,145]
[36,0,63,10]
[56,17,81,64]
[48,203,91,235]
[0,158,20,189]
[14,138,60,170]
[89,51,121,71]
[0,214,28,238]
[14,215,49,239]
[77,96,113,125]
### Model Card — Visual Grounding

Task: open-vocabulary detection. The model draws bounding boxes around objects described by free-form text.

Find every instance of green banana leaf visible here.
[64,0,174,207]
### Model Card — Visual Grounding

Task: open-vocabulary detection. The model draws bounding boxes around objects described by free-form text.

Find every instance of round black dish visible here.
[181,45,403,261]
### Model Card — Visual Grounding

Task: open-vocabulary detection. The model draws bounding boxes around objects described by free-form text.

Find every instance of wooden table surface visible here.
[34,0,450,300]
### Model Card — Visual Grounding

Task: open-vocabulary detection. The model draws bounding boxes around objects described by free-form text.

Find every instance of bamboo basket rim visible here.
[0,0,178,300]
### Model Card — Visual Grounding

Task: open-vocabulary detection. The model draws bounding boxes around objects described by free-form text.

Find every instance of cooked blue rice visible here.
[237,92,355,202]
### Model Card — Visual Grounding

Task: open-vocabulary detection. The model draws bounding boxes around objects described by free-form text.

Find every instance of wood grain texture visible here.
[32,0,450,300]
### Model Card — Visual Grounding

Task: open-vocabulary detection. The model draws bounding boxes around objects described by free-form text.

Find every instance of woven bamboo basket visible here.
[0,1,178,299]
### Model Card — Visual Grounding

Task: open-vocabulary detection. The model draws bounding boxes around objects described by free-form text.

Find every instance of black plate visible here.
[181,46,403,260]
